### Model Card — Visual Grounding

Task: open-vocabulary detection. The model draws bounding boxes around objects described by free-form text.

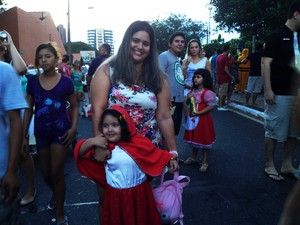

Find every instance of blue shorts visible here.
[35,136,64,150]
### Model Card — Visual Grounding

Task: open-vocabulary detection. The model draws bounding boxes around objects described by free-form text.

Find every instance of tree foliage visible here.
[150,14,206,55]
[210,0,292,42]
[64,41,98,55]
[0,0,6,12]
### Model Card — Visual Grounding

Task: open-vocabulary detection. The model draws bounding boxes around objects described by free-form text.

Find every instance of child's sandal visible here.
[184,157,198,164]
[199,163,208,172]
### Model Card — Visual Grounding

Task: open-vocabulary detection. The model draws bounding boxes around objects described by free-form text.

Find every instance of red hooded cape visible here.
[74,105,172,187]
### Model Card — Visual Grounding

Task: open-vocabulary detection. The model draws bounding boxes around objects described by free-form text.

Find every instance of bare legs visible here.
[20,153,36,204]
[96,185,104,223]
[278,180,300,225]
[219,95,227,108]
[264,137,298,180]
[185,147,209,172]
[245,92,259,106]
[38,145,68,224]
[281,137,298,173]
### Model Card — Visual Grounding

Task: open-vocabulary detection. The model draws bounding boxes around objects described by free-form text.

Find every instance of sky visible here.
[6,0,239,50]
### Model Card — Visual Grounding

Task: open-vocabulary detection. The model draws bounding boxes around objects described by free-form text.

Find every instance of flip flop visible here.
[264,171,284,181]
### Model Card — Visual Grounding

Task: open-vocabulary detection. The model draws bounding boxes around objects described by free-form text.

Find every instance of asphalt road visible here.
[18,107,300,225]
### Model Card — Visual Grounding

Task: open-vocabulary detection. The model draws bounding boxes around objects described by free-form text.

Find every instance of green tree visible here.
[203,34,225,56]
[64,41,98,55]
[150,14,206,56]
[210,0,292,43]
[0,0,6,12]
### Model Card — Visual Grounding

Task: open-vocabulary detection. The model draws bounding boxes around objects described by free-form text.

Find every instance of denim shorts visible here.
[246,76,262,93]
[35,136,64,150]
[264,96,300,142]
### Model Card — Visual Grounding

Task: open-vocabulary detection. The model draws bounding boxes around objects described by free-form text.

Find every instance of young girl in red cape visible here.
[183,68,217,172]
[73,105,179,225]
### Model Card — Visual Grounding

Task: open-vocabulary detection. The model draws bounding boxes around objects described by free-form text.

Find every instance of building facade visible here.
[57,24,67,44]
[0,6,66,65]
[87,28,114,54]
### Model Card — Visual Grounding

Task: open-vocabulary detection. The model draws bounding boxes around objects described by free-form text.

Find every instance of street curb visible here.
[228,102,265,124]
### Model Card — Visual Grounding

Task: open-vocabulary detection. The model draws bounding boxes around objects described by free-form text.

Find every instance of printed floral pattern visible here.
[109,83,162,146]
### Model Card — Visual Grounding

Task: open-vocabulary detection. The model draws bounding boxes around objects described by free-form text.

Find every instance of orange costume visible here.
[236,48,250,93]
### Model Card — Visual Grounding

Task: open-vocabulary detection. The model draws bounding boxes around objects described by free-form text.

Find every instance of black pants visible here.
[172,102,183,136]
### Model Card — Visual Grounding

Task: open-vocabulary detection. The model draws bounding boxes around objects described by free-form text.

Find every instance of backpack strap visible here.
[160,171,190,188]
[175,174,190,188]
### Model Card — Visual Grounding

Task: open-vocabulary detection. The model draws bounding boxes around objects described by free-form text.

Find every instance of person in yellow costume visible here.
[236,48,250,93]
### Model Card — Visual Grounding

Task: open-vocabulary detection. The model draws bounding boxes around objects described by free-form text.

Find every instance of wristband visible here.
[169,150,178,156]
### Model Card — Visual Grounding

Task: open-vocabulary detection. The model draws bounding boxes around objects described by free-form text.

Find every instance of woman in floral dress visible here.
[89,20,180,221]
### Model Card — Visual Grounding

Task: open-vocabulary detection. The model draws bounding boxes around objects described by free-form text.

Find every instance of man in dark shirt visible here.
[242,43,264,106]
[87,43,111,88]
[262,0,300,181]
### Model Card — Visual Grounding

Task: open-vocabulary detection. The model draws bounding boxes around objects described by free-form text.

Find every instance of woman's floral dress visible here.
[108,82,162,147]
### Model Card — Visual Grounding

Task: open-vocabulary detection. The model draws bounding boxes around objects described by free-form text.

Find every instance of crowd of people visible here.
[1,0,300,224]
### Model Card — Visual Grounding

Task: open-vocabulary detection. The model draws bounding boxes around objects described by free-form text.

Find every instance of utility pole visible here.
[67,0,71,62]
[208,6,212,44]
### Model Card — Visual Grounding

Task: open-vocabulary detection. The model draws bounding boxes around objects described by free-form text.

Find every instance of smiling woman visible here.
[86,20,180,223]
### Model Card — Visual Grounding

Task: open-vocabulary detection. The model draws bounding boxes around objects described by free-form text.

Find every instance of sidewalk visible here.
[227,92,265,123]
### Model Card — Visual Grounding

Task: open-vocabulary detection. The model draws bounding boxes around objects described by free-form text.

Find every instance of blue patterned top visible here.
[27,75,74,137]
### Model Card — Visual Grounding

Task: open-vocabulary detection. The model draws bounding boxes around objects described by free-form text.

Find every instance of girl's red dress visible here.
[74,105,173,225]
[184,89,216,148]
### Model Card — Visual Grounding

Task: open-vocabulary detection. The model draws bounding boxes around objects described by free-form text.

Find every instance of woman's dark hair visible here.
[99,109,131,142]
[109,20,164,94]
[62,54,69,63]
[35,42,59,67]
[192,68,213,91]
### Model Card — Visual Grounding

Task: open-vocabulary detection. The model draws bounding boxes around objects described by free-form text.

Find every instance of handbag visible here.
[152,171,190,225]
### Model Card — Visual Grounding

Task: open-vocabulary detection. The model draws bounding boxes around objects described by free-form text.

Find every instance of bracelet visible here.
[169,150,178,156]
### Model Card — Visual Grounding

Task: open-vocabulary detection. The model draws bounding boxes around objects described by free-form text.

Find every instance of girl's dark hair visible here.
[109,20,164,94]
[35,42,59,68]
[192,68,213,91]
[99,109,131,142]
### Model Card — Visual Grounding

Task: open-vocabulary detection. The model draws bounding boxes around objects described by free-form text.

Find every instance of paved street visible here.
[18,95,300,225]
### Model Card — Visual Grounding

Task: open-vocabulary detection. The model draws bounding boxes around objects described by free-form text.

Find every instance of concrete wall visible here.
[0,7,66,65]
